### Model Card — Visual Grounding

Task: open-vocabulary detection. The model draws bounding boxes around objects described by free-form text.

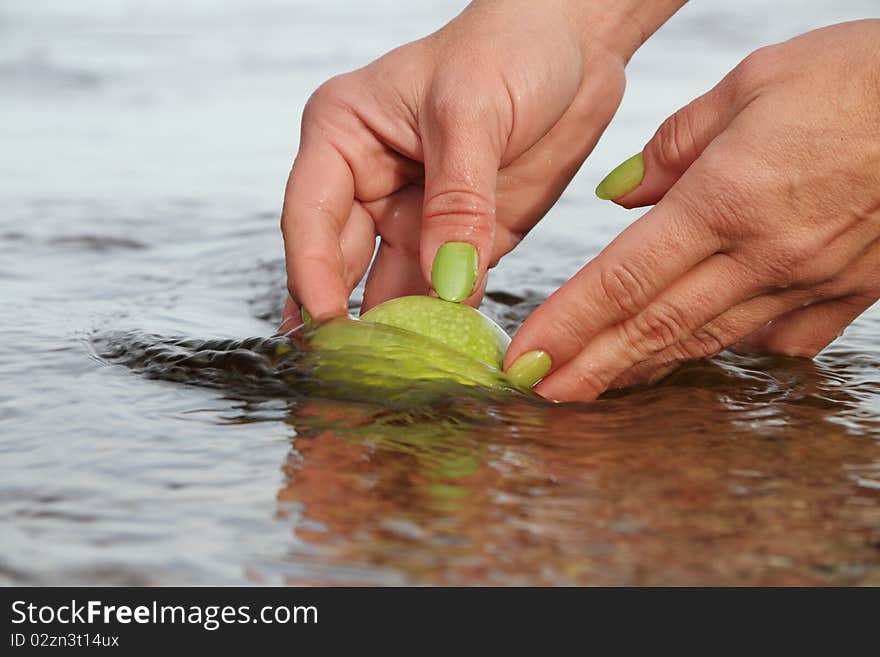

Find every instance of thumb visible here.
[420,95,503,303]
[596,77,743,208]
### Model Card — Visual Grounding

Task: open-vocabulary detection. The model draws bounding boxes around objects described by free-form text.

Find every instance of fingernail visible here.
[595,152,644,200]
[300,306,312,324]
[506,350,552,389]
[431,242,478,303]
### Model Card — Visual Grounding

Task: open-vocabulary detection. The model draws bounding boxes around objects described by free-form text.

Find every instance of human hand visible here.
[280,0,684,327]
[505,21,880,400]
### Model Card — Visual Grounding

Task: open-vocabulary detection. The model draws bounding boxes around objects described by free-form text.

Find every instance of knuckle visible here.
[788,255,830,287]
[682,323,728,359]
[598,261,652,317]
[426,73,508,137]
[706,184,749,238]
[428,83,482,125]
[302,73,356,125]
[422,188,495,231]
[731,44,780,91]
[653,109,698,170]
[794,237,845,285]
[309,74,351,105]
[293,248,344,278]
[622,302,690,358]
[677,165,754,240]
[625,355,682,387]
[753,237,829,289]
[569,365,609,400]
[751,245,800,286]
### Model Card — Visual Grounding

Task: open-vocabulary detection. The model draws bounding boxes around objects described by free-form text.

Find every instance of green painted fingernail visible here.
[596,152,644,200]
[431,242,478,303]
[506,350,552,389]
[301,306,312,324]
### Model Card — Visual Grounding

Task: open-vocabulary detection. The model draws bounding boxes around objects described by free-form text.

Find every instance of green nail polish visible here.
[506,350,552,389]
[301,306,312,324]
[595,152,645,200]
[431,242,478,303]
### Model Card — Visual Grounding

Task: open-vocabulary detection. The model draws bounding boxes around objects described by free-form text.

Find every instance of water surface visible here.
[2,0,879,585]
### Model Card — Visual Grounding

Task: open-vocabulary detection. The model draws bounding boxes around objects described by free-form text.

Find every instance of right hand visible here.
[280,0,666,326]
[505,20,880,400]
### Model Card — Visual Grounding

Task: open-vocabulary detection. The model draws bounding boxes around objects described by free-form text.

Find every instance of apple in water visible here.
[360,296,510,369]
[304,296,512,390]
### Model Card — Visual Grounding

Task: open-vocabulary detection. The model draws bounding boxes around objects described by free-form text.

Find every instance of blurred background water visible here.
[2,0,879,585]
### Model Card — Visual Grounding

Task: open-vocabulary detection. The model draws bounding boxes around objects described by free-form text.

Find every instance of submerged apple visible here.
[303,296,513,392]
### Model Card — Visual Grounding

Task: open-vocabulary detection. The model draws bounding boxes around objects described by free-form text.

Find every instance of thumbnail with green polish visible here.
[595,152,645,200]
[300,306,312,324]
[507,350,552,389]
[432,242,478,303]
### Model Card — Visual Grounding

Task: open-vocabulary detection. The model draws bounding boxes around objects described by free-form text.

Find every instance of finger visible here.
[505,200,722,373]
[534,253,758,401]
[281,137,354,321]
[608,291,807,389]
[606,191,880,389]
[737,295,877,357]
[339,201,377,291]
[602,72,744,208]
[362,181,492,313]
[361,185,426,311]
[361,241,429,313]
[609,361,681,390]
[419,92,503,301]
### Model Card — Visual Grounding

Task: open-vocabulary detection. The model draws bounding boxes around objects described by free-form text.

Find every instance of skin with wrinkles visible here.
[508,21,880,401]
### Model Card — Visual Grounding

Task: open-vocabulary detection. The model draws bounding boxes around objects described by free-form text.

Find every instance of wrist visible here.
[561,0,687,63]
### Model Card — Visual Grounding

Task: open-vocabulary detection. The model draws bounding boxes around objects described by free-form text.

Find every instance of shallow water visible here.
[2,0,879,585]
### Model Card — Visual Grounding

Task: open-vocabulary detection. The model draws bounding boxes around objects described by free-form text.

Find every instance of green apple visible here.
[302,296,512,392]
[361,295,510,369]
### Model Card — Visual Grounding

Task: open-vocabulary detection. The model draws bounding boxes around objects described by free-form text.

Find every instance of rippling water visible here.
[2,0,879,585]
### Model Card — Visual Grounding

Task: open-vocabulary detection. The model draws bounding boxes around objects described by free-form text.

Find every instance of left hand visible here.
[505,20,880,401]
[279,0,642,328]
